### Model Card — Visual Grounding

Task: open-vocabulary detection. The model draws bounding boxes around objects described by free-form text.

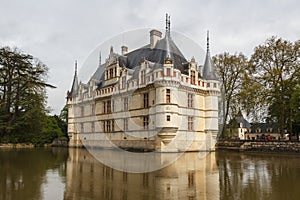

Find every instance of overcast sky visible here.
[1,0,299,114]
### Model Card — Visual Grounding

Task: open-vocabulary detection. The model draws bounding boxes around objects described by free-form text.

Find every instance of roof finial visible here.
[75,60,78,77]
[99,51,101,66]
[165,13,171,36]
[207,30,210,52]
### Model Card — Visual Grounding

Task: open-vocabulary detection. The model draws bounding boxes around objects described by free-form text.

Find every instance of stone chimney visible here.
[150,29,162,49]
[121,46,128,55]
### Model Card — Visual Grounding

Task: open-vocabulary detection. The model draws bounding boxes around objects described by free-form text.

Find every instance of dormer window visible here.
[141,70,146,84]
[190,70,196,85]
[166,68,171,76]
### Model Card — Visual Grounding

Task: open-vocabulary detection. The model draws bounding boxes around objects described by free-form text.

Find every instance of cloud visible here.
[0,0,299,114]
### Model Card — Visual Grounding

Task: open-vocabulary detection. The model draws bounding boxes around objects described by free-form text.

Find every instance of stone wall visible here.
[216,140,300,153]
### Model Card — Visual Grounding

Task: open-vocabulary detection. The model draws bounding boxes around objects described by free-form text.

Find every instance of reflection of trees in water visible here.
[216,151,300,200]
[0,148,68,200]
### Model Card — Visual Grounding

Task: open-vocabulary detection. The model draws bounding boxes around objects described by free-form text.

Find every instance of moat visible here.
[1,147,300,200]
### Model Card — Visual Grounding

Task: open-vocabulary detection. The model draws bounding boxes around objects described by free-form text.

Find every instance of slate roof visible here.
[202,32,218,80]
[250,123,279,133]
[79,29,218,92]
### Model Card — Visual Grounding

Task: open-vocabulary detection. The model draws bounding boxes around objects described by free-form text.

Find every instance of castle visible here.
[67,16,220,152]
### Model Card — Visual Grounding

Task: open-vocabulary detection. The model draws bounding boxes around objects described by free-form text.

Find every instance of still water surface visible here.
[0,148,300,200]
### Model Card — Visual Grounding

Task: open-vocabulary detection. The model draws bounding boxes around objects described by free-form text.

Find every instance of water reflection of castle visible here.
[64,148,219,200]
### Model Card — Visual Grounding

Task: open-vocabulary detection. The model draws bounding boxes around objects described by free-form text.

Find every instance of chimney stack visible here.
[121,46,128,55]
[150,29,162,49]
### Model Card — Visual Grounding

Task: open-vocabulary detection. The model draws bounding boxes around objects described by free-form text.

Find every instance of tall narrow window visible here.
[166,89,171,103]
[106,120,111,132]
[121,76,126,89]
[91,122,95,132]
[91,104,95,115]
[103,121,106,132]
[124,118,128,131]
[166,68,171,76]
[124,97,128,111]
[143,116,149,129]
[109,68,113,79]
[188,117,194,131]
[190,70,196,85]
[188,93,194,108]
[143,93,149,108]
[107,100,111,113]
[111,120,115,132]
[141,70,146,84]
[103,102,106,114]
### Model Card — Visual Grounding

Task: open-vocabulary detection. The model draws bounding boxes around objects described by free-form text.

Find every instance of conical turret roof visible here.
[203,31,218,80]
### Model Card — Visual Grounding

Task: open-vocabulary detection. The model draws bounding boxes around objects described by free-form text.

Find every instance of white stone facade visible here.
[67,27,220,152]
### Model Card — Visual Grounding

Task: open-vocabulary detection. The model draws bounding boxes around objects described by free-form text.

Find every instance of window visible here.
[143,116,149,129]
[109,68,113,79]
[123,97,128,111]
[190,70,196,85]
[188,93,194,108]
[103,100,112,114]
[166,68,171,76]
[121,76,126,89]
[143,93,149,108]
[207,83,210,87]
[173,71,176,77]
[141,70,146,84]
[91,104,95,115]
[167,115,171,121]
[103,102,106,113]
[91,122,95,132]
[213,83,217,88]
[124,118,128,131]
[111,120,114,132]
[106,120,110,132]
[166,89,171,103]
[104,120,114,132]
[188,117,194,131]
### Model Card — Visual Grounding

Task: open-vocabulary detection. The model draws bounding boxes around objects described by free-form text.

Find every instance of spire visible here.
[99,51,101,66]
[202,31,218,80]
[75,60,78,77]
[207,30,210,53]
[68,60,79,98]
[165,13,171,37]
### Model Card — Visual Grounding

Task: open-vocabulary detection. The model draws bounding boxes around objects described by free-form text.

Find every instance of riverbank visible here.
[0,140,68,149]
[0,143,35,148]
[216,140,300,153]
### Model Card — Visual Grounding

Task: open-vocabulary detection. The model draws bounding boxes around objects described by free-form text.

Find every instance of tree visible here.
[213,52,249,137]
[247,37,300,135]
[0,46,55,143]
